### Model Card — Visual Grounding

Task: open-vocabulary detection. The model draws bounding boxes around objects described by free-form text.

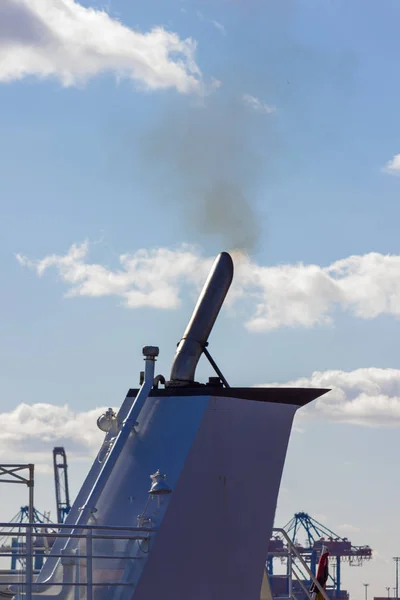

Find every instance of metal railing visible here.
[269,528,330,600]
[0,523,330,600]
[0,521,156,599]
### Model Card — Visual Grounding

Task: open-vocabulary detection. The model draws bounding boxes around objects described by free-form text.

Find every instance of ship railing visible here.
[269,528,330,600]
[0,521,157,600]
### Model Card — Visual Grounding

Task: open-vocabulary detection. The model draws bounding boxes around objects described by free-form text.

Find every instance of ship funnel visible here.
[168,251,234,386]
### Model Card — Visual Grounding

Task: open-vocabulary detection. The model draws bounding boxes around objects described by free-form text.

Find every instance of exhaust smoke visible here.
[139,94,275,253]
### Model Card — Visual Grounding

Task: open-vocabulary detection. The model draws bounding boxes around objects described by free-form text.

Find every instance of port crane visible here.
[267,512,372,598]
[53,447,71,524]
[0,448,71,572]
[0,506,54,570]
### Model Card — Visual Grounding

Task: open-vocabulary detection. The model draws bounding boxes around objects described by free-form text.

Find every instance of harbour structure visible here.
[52,448,71,525]
[0,508,53,572]
[267,512,372,599]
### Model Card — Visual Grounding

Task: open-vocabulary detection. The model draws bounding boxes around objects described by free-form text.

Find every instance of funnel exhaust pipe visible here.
[168,252,234,386]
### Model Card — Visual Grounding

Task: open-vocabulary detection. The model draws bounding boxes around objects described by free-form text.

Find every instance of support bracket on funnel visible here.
[202,344,230,388]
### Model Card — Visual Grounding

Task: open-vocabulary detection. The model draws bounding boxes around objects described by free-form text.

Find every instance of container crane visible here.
[0,506,54,570]
[268,512,372,599]
[52,447,71,524]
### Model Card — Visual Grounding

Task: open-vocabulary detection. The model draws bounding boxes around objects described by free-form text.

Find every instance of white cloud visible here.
[17,242,212,309]
[382,153,400,175]
[260,367,400,427]
[242,94,276,115]
[0,0,202,93]
[16,242,400,331]
[239,251,400,331]
[0,402,109,469]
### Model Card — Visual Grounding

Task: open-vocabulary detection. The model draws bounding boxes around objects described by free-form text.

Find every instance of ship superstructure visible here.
[3,251,329,599]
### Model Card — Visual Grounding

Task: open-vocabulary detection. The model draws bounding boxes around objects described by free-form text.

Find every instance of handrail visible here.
[1,521,155,599]
[271,528,330,600]
[0,523,157,531]
[2,524,333,599]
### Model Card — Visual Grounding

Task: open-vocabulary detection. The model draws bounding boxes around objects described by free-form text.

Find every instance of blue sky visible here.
[1,0,400,596]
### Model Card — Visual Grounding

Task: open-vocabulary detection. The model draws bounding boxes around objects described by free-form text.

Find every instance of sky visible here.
[1,0,400,596]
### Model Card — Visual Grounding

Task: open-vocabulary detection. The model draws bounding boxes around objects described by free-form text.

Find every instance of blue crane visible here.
[0,506,55,570]
[53,447,71,524]
[282,512,372,596]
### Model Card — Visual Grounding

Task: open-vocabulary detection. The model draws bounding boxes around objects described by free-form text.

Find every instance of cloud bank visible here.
[0,402,108,471]
[0,0,202,93]
[17,242,212,309]
[17,241,400,332]
[261,367,400,427]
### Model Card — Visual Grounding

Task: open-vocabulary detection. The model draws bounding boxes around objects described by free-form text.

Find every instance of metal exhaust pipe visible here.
[168,252,234,386]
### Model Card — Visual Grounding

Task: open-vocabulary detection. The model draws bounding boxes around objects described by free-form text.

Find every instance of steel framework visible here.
[0,506,54,571]
[267,512,372,597]
[0,464,35,597]
[52,447,71,524]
